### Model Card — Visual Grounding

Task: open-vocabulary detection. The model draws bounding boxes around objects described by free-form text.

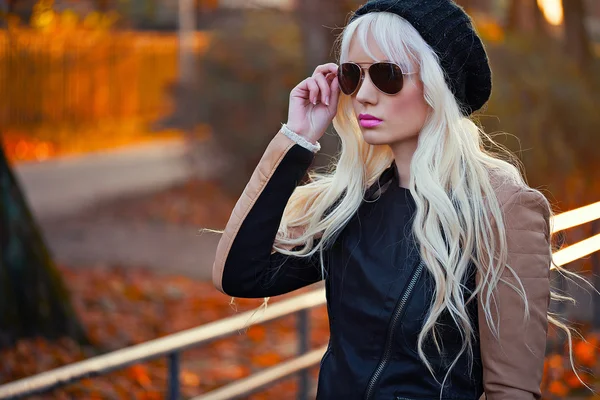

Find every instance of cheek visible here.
[388,85,429,126]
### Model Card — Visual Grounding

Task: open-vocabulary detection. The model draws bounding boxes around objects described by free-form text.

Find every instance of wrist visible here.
[284,122,320,144]
[280,123,321,153]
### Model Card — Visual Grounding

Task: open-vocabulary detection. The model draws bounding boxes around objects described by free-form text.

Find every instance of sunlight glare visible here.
[537,0,564,26]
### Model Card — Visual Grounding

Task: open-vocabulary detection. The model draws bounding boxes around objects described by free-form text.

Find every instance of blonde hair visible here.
[271,11,591,398]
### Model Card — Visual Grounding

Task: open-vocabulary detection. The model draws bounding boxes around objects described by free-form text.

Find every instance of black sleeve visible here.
[221,144,324,298]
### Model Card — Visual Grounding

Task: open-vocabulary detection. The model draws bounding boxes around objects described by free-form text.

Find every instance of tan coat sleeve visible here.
[478,188,552,400]
[212,131,321,297]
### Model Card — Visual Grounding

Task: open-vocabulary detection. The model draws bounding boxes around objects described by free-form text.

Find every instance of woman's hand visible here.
[285,63,341,144]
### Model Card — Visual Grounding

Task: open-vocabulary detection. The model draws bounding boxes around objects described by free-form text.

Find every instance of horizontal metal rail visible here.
[0,290,326,399]
[549,200,600,269]
[192,346,327,400]
[552,233,600,267]
[551,201,600,233]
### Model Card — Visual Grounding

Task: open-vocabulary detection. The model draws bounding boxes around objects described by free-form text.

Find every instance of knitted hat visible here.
[350,0,492,116]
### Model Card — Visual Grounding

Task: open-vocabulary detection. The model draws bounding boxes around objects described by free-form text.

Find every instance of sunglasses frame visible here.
[338,61,418,96]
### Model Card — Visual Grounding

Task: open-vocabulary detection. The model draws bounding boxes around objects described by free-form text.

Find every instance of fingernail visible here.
[313,99,318,105]
[325,96,330,106]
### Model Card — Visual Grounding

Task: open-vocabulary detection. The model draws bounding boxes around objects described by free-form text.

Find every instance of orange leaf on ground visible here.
[547,353,563,370]
[181,370,201,387]
[251,352,282,368]
[218,364,251,381]
[574,338,598,367]
[247,325,267,343]
[548,380,569,397]
[564,370,586,389]
[128,365,152,389]
[139,391,162,400]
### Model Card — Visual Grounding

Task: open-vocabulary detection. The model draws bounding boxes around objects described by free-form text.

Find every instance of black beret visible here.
[350,0,492,116]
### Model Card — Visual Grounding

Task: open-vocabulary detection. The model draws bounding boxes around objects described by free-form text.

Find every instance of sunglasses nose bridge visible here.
[356,67,366,92]
[360,66,378,91]
[354,67,379,99]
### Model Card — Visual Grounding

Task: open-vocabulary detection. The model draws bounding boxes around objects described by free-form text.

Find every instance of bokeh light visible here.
[537,0,564,25]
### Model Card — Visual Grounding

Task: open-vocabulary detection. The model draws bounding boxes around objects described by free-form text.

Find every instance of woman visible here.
[212,1,577,399]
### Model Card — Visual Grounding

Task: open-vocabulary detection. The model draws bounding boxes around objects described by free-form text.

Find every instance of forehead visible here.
[347,31,387,63]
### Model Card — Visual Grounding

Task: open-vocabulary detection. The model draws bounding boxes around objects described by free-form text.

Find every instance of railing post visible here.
[297,309,310,400]
[551,231,567,351]
[593,220,600,333]
[168,352,180,400]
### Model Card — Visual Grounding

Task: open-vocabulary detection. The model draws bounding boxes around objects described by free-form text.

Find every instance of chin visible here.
[361,129,393,146]
[362,128,420,146]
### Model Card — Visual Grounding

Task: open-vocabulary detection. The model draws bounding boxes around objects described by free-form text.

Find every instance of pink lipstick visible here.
[358,114,383,128]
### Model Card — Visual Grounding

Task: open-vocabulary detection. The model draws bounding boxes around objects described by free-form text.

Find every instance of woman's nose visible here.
[355,71,378,104]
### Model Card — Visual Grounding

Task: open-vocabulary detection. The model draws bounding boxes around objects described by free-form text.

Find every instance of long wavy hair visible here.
[268,11,589,396]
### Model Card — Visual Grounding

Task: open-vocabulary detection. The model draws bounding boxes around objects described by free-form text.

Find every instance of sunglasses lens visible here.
[338,63,361,95]
[369,62,404,95]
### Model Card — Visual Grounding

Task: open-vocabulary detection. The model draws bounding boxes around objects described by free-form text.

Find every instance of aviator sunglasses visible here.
[337,62,417,96]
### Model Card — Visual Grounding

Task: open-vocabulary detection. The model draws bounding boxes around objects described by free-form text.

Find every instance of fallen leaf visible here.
[181,370,201,387]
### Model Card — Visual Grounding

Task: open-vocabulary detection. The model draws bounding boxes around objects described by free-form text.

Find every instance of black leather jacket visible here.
[317,166,484,400]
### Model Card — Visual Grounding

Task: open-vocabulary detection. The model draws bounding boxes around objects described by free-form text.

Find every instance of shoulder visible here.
[488,169,551,238]
[488,169,550,217]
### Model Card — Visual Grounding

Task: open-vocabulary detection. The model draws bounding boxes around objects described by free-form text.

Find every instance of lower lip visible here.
[359,119,383,128]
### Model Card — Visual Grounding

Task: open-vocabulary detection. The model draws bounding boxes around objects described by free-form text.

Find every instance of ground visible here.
[1,177,329,399]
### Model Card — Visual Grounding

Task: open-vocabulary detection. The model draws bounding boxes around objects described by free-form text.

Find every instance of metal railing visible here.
[1,201,599,400]
[0,290,327,399]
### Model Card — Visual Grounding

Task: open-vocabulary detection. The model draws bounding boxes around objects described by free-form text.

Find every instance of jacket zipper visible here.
[364,260,425,400]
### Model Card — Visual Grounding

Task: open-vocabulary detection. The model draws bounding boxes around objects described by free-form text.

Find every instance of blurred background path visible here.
[15,139,190,218]
[15,138,224,280]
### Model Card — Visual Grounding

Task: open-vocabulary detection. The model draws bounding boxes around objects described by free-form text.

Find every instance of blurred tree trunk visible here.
[455,0,472,10]
[562,0,593,70]
[296,0,348,166]
[532,0,552,34]
[296,0,346,74]
[178,0,196,85]
[507,0,537,32]
[0,0,8,28]
[95,0,108,12]
[1,0,16,27]
[506,0,552,36]
[455,0,492,13]
[0,144,88,349]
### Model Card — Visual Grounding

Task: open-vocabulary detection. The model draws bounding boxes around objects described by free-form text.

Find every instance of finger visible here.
[306,78,320,105]
[313,73,331,106]
[326,73,338,93]
[314,63,339,77]
[325,72,337,85]
[329,75,341,110]
[291,77,311,100]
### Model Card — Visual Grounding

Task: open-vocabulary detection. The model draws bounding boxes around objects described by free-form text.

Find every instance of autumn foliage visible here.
[543,328,600,399]
[0,26,211,163]
[0,266,329,399]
